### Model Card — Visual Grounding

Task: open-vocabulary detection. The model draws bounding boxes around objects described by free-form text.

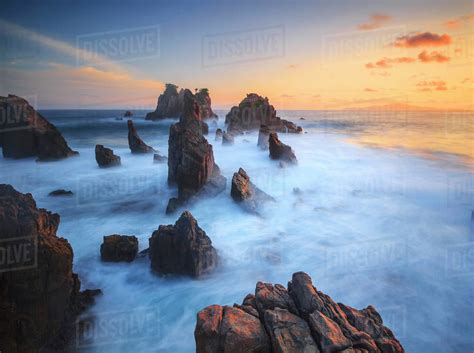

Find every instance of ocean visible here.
[1,109,473,352]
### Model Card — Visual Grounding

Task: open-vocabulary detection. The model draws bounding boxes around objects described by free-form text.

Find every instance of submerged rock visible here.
[48,189,73,196]
[149,211,217,277]
[225,93,302,134]
[95,144,121,168]
[127,120,155,153]
[0,95,78,160]
[269,132,297,164]
[100,234,138,262]
[215,128,223,141]
[124,110,133,117]
[195,272,404,353]
[153,153,167,163]
[222,132,234,145]
[231,168,274,214]
[0,184,99,353]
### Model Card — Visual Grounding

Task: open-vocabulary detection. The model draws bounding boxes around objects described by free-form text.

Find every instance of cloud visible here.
[443,13,474,29]
[364,88,377,92]
[365,56,416,68]
[416,80,447,91]
[357,13,392,30]
[392,32,452,48]
[418,50,450,63]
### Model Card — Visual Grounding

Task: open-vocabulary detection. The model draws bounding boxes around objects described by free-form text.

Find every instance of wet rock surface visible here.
[195,272,404,353]
[95,144,121,167]
[127,120,155,153]
[269,132,297,164]
[100,234,138,262]
[231,168,274,214]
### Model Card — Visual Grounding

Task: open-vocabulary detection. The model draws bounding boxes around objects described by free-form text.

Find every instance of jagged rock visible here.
[222,132,234,145]
[269,132,297,164]
[225,93,302,134]
[195,272,405,353]
[0,95,78,160]
[124,110,133,117]
[153,153,167,163]
[48,189,73,196]
[95,144,121,167]
[0,184,99,353]
[231,168,274,214]
[146,84,217,120]
[257,125,271,150]
[127,120,155,153]
[100,234,138,262]
[166,197,180,214]
[167,89,226,211]
[148,211,217,277]
[215,128,223,141]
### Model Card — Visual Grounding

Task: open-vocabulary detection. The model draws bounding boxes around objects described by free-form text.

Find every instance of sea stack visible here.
[100,235,139,262]
[127,120,155,153]
[95,144,121,167]
[231,168,274,214]
[0,95,78,160]
[268,132,297,164]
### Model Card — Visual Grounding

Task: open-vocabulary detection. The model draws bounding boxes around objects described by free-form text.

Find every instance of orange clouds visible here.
[418,50,450,63]
[357,13,392,30]
[392,32,452,48]
[364,88,377,92]
[365,56,416,68]
[443,13,474,29]
[416,80,447,91]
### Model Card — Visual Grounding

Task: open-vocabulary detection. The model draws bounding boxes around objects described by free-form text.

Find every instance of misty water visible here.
[1,110,473,353]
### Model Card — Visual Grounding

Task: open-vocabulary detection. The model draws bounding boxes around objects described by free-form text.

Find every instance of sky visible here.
[0,0,473,110]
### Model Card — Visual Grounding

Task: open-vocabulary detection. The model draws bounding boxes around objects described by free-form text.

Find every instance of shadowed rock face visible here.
[0,95,78,161]
[195,272,404,353]
[127,120,155,153]
[257,125,271,150]
[148,211,217,277]
[225,93,302,134]
[100,235,138,262]
[146,84,216,120]
[95,144,121,168]
[231,168,274,214]
[0,184,100,353]
[268,132,297,164]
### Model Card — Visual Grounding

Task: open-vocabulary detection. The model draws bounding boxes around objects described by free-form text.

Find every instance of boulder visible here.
[48,189,73,196]
[0,95,78,160]
[222,132,234,145]
[268,132,297,164]
[0,184,99,353]
[257,125,271,150]
[148,211,217,277]
[95,144,121,167]
[127,120,155,153]
[124,110,133,117]
[195,272,405,353]
[225,93,302,134]
[153,153,167,163]
[231,168,274,214]
[100,234,138,262]
[215,128,223,141]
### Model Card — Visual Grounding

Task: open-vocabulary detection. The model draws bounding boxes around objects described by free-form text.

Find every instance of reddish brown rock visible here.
[231,168,274,214]
[0,95,78,161]
[195,88,218,120]
[95,144,121,168]
[0,184,99,353]
[100,234,138,262]
[148,211,217,277]
[127,120,155,153]
[269,132,297,164]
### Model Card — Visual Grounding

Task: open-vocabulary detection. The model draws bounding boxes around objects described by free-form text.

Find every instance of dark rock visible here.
[0,95,78,161]
[195,88,218,119]
[215,128,223,141]
[124,110,133,117]
[153,153,167,163]
[0,184,97,353]
[195,272,405,353]
[269,132,297,164]
[95,144,121,168]
[225,93,302,134]
[257,125,271,150]
[100,234,138,262]
[166,197,180,214]
[48,189,73,196]
[149,211,217,277]
[300,117,306,120]
[222,132,234,145]
[127,120,155,153]
[231,168,274,214]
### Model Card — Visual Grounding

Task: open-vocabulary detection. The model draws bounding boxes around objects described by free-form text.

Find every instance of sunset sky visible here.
[0,0,472,110]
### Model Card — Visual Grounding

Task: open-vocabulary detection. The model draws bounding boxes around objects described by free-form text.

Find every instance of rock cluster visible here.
[0,95,78,160]
[225,93,302,134]
[0,184,100,353]
[127,120,155,153]
[146,84,217,120]
[195,272,404,353]
[149,211,217,277]
[124,110,133,117]
[100,234,138,262]
[269,132,297,164]
[231,168,274,214]
[95,144,121,167]
[167,89,226,211]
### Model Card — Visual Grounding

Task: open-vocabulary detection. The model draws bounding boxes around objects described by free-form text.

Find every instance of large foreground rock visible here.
[127,120,155,153]
[225,93,302,134]
[195,272,404,353]
[100,234,138,262]
[146,84,217,120]
[95,144,121,167]
[0,95,78,160]
[148,211,217,277]
[269,132,297,164]
[0,184,100,353]
[166,89,226,211]
[231,168,274,214]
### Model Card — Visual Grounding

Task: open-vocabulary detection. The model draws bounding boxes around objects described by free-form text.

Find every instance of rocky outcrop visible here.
[0,184,100,353]
[153,153,167,163]
[100,235,138,262]
[166,89,226,211]
[0,95,78,161]
[124,110,133,117]
[48,189,73,196]
[146,84,217,120]
[257,125,271,150]
[222,132,234,145]
[148,211,217,277]
[225,93,302,134]
[269,132,297,164]
[231,168,274,214]
[95,144,121,167]
[127,120,155,153]
[195,272,404,353]
[215,128,223,141]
